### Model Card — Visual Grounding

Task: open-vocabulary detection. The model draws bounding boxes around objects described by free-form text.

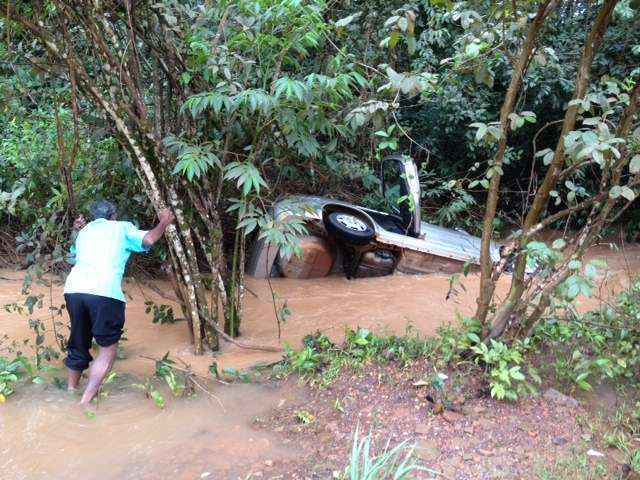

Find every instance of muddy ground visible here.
[1,243,639,479]
[256,362,638,479]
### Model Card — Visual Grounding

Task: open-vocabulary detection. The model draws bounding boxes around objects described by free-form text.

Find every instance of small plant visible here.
[0,356,25,403]
[295,410,315,425]
[276,328,434,388]
[471,339,540,401]
[135,352,195,408]
[433,315,483,365]
[631,450,640,475]
[0,355,43,403]
[154,352,187,397]
[344,427,436,480]
[533,277,640,392]
[145,301,176,324]
[284,344,323,375]
[133,378,166,409]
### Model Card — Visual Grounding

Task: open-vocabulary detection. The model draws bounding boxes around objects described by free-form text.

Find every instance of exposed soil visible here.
[256,361,637,479]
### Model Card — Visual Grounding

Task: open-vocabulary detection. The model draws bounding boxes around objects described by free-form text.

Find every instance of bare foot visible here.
[78,400,97,417]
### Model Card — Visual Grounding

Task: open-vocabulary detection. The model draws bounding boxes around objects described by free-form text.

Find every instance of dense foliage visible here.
[3,1,638,246]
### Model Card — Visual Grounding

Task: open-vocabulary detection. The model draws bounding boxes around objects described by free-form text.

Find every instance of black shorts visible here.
[64,293,125,371]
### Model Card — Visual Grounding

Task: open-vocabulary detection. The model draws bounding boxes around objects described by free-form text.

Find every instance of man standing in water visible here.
[65,200,175,409]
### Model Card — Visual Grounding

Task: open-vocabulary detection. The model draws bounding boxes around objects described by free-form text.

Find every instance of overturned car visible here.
[247,155,501,279]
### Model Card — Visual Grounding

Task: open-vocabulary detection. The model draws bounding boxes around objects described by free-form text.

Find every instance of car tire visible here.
[324,211,375,246]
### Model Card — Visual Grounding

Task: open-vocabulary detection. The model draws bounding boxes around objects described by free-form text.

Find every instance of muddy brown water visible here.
[0,381,302,480]
[1,243,639,479]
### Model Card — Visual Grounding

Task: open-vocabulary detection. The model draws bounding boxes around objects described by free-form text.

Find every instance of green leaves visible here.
[609,185,636,201]
[165,136,221,182]
[508,111,536,131]
[382,67,437,97]
[535,148,554,166]
[0,355,34,402]
[374,126,399,152]
[273,77,308,102]
[182,91,232,118]
[561,274,593,301]
[183,88,280,119]
[235,89,275,114]
[334,12,361,28]
[224,162,267,197]
[465,42,481,58]
[0,180,26,215]
[345,101,390,129]
[474,64,494,88]
[469,121,502,144]
[526,241,562,267]
[471,339,532,402]
[564,124,625,168]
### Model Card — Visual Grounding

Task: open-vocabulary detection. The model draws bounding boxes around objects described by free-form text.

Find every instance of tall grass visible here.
[345,426,438,479]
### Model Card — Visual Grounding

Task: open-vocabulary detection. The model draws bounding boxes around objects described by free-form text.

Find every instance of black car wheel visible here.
[324,211,375,246]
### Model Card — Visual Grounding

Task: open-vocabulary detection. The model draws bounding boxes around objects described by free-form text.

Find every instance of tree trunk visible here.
[476,0,557,328]
[486,0,620,340]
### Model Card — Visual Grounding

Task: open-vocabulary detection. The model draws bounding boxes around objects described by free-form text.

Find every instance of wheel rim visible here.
[335,213,368,232]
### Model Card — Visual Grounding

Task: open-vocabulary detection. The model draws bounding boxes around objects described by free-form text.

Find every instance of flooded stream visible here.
[0,380,302,480]
[1,243,639,479]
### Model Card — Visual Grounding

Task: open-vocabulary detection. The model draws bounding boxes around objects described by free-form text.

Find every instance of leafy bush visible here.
[471,339,540,401]
[432,315,483,364]
[277,327,433,387]
[534,277,640,392]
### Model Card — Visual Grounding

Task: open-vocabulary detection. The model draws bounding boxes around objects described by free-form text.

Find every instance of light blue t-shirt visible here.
[64,219,149,302]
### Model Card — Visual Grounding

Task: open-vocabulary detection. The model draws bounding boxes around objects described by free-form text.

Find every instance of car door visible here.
[380,156,421,238]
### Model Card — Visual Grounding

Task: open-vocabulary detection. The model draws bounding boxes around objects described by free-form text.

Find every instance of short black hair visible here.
[89,200,117,220]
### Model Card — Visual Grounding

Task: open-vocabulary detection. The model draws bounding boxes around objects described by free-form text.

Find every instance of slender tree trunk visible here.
[486,0,620,340]
[476,0,556,328]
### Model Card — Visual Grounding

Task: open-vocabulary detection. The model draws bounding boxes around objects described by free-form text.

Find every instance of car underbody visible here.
[246,194,502,280]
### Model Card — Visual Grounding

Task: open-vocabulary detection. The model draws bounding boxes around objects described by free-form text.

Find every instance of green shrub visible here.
[471,339,540,401]
[277,327,433,387]
[534,278,640,392]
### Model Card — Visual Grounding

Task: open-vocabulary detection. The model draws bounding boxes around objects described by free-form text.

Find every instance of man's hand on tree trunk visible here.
[142,208,176,248]
[158,208,175,226]
[73,215,86,231]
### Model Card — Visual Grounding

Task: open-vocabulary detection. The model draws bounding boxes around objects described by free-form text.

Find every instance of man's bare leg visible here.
[79,343,118,408]
[68,368,82,391]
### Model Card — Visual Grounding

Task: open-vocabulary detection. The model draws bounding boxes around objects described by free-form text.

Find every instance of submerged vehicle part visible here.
[278,235,335,279]
[246,155,503,279]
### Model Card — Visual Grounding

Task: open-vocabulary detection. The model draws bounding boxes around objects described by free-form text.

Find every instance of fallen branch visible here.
[203,311,284,353]
[139,354,225,410]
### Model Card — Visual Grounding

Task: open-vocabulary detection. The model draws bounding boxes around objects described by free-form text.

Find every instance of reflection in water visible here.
[0,381,299,480]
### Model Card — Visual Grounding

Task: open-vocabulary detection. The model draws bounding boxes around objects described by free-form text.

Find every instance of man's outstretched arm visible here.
[142,209,176,248]
[67,215,87,266]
